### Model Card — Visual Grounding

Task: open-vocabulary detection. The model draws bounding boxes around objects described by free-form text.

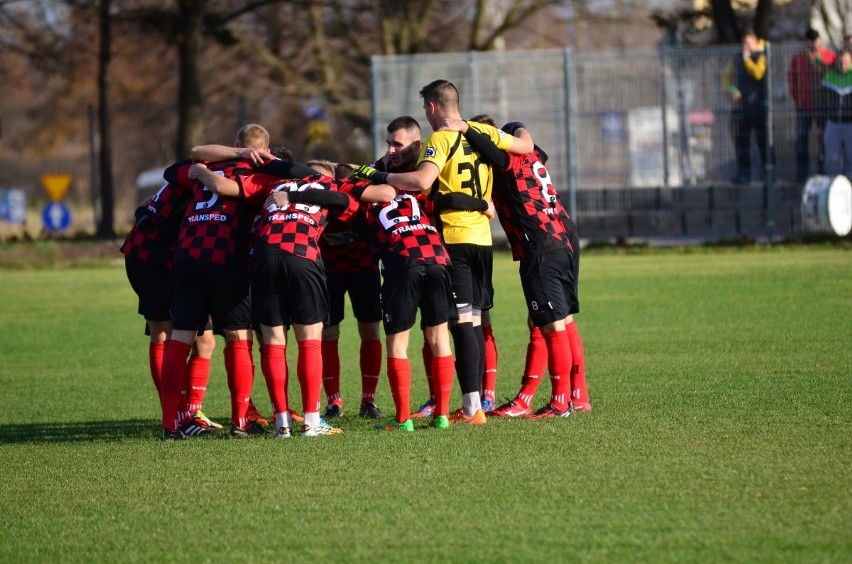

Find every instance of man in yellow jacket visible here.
[723,30,771,184]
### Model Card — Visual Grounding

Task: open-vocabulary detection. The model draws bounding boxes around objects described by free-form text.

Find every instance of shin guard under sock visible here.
[566,322,589,404]
[160,340,191,430]
[148,342,165,394]
[321,339,341,406]
[482,324,498,401]
[260,344,289,415]
[360,339,382,404]
[544,330,572,411]
[431,354,455,417]
[516,327,547,407]
[422,341,435,402]
[474,324,486,392]
[386,357,412,422]
[450,322,480,395]
[297,340,323,415]
[186,355,211,413]
[225,340,254,428]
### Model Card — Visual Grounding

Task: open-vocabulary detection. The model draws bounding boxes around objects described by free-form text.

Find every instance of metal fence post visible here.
[660,44,671,189]
[764,41,776,239]
[469,50,480,117]
[674,43,694,186]
[369,55,380,159]
[564,48,579,219]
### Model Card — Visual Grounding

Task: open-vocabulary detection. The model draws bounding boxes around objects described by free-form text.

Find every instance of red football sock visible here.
[186,355,211,413]
[360,339,382,404]
[516,327,547,408]
[544,329,572,412]
[386,357,412,422]
[422,341,436,401]
[175,351,193,425]
[482,324,498,401]
[148,342,165,394]
[297,340,323,415]
[566,322,589,404]
[431,354,455,417]
[260,344,289,415]
[225,340,254,428]
[321,339,341,406]
[160,340,191,431]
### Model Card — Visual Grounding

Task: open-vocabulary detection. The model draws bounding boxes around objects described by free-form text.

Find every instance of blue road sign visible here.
[42,201,72,232]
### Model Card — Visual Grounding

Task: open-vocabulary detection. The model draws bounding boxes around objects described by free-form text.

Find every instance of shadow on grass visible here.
[0,418,160,444]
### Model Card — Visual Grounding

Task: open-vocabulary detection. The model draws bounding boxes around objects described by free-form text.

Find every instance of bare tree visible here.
[174,0,206,158]
[469,0,562,51]
[0,1,97,151]
[710,0,740,42]
[236,0,568,137]
[96,0,114,238]
[125,0,286,157]
[753,0,772,39]
[811,0,852,47]
[710,0,773,42]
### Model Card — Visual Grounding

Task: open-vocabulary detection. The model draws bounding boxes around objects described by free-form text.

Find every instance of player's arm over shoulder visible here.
[190,144,273,165]
[469,122,533,155]
[188,163,241,197]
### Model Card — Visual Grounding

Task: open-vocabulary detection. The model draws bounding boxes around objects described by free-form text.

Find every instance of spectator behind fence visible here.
[820,49,852,177]
[788,28,836,182]
[723,30,770,184]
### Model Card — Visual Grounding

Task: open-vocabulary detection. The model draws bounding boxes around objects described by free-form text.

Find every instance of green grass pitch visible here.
[0,246,849,561]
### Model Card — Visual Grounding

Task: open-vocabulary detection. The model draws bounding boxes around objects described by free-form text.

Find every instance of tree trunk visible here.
[710,0,739,43]
[95,0,115,238]
[811,0,851,47]
[175,0,206,159]
[753,0,772,40]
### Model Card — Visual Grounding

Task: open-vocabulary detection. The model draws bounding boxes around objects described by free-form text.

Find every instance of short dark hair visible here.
[419,79,459,110]
[386,115,420,134]
[270,145,294,161]
[470,114,497,127]
[501,121,527,136]
[805,28,819,41]
[334,163,356,180]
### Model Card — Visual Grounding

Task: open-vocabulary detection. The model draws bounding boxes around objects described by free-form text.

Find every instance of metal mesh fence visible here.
[371,42,843,240]
[372,49,574,196]
[1,42,844,240]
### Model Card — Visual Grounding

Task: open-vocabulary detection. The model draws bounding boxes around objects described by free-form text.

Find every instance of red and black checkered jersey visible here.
[168,159,262,270]
[320,208,380,273]
[313,156,409,273]
[119,180,195,269]
[251,174,363,262]
[120,207,179,269]
[492,150,574,260]
[363,193,450,269]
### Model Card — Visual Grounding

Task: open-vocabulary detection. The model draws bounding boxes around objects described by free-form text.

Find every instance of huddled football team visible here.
[121,79,591,440]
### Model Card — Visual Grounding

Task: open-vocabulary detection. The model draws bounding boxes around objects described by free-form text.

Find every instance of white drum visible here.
[801,175,852,236]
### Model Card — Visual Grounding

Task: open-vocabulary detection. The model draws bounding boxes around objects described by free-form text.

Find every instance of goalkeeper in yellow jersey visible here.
[350,79,532,425]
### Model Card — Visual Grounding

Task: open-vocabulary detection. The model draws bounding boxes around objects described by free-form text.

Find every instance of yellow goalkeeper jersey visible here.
[418,122,513,245]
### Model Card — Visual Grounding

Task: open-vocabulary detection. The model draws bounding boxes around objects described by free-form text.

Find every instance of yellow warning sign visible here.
[41,174,72,201]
